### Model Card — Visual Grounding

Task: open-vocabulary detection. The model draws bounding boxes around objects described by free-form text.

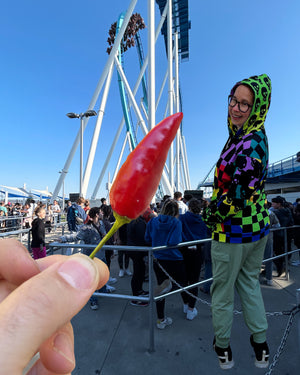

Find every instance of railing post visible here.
[148,247,155,353]
[27,229,31,252]
[284,227,289,281]
[297,289,300,351]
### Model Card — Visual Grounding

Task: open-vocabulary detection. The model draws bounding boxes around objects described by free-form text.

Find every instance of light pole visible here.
[59,170,67,214]
[66,110,97,197]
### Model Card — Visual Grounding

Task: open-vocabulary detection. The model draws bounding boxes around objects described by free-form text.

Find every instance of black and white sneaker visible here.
[213,338,234,370]
[250,335,269,368]
[90,301,99,310]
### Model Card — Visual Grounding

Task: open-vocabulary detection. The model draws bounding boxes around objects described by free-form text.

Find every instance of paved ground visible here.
[70,251,300,375]
[21,227,300,375]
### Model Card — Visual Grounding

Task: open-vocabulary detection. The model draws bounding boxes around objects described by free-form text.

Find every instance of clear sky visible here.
[1,0,300,199]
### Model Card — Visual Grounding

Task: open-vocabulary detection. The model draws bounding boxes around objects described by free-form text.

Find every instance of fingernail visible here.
[57,254,98,289]
[53,332,75,365]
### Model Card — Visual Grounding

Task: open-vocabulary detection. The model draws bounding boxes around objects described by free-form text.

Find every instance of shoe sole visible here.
[219,360,234,370]
[255,360,269,368]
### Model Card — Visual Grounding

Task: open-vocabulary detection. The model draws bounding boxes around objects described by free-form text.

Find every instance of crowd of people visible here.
[2,73,300,373]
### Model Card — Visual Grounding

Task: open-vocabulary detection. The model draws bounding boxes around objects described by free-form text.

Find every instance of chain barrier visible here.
[264,305,300,375]
[155,260,285,316]
[155,260,300,374]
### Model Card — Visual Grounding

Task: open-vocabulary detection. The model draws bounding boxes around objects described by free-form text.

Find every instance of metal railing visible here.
[49,225,300,355]
[268,153,300,178]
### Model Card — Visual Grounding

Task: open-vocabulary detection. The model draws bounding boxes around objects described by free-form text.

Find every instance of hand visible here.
[0,239,109,374]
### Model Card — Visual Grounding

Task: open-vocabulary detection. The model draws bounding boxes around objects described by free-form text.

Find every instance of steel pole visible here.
[297,288,300,351]
[148,247,155,353]
[80,116,83,197]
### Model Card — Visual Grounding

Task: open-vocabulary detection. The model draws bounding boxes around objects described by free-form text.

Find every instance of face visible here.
[271,202,280,210]
[39,208,46,219]
[229,85,254,129]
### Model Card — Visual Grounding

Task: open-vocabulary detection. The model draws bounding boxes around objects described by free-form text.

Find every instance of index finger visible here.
[0,239,40,285]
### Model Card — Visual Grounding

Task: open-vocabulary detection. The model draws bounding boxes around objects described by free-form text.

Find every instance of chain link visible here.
[155,260,300,375]
[264,306,300,375]
[155,260,285,316]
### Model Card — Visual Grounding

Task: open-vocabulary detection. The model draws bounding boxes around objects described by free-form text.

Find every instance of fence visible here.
[2,223,299,374]
[48,225,300,371]
[0,221,68,251]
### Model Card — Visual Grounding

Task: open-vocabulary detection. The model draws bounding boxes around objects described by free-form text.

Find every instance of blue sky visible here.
[1,0,300,199]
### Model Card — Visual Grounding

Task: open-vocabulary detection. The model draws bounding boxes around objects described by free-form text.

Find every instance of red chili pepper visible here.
[90,112,183,259]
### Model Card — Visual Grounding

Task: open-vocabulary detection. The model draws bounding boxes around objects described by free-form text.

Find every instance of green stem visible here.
[89,212,131,259]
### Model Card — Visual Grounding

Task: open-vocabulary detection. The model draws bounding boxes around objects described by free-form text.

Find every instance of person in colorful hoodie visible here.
[202,74,271,370]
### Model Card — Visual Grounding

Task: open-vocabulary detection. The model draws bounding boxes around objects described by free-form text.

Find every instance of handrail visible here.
[48,224,300,352]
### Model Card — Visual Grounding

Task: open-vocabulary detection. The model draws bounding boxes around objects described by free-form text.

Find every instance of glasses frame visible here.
[228,95,253,113]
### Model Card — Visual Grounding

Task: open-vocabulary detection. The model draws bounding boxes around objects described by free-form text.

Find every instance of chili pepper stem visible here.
[89,212,132,259]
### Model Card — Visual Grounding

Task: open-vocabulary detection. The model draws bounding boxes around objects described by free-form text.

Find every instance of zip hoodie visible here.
[203,74,271,243]
[145,215,183,260]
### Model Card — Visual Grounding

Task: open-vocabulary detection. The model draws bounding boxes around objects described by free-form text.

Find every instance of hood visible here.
[157,214,177,228]
[228,74,271,137]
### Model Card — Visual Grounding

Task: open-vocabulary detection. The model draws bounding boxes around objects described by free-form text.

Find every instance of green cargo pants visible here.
[211,236,268,348]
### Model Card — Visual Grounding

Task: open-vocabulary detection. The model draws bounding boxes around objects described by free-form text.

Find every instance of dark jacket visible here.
[127,216,147,247]
[145,215,182,260]
[31,218,45,247]
[179,211,210,242]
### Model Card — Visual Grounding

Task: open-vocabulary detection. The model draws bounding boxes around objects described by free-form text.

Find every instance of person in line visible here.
[292,202,300,265]
[101,204,118,285]
[202,74,272,369]
[174,191,188,214]
[262,203,280,285]
[67,197,87,234]
[117,224,132,278]
[45,203,53,233]
[145,199,188,329]
[52,199,61,224]
[31,206,47,259]
[127,214,149,306]
[0,238,109,374]
[60,207,112,310]
[271,196,294,276]
[179,198,210,320]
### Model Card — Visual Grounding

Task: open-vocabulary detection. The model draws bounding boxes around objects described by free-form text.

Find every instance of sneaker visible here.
[266,279,273,286]
[130,300,149,307]
[106,284,116,293]
[213,338,234,370]
[108,277,117,284]
[138,290,149,297]
[125,268,132,276]
[90,301,99,310]
[250,335,269,368]
[119,269,125,277]
[156,317,173,329]
[155,279,172,296]
[186,307,198,321]
[183,304,188,314]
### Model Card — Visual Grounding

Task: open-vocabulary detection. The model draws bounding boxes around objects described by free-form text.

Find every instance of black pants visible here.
[154,259,188,320]
[273,234,285,275]
[105,249,113,269]
[129,251,147,296]
[118,251,130,269]
[180,245,203,308]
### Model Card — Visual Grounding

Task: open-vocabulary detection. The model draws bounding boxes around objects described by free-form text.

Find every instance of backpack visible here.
[69,205,83,225]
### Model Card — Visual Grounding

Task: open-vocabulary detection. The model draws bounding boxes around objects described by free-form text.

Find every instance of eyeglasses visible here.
[228,95,252,113]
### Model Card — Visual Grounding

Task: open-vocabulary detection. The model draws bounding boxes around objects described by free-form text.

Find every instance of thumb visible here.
[0,254,109,374]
